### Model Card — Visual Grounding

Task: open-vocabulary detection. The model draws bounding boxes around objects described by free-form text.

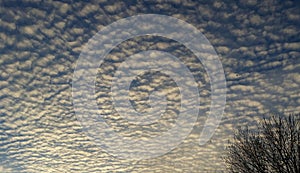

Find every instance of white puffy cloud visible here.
[0,0,299,172]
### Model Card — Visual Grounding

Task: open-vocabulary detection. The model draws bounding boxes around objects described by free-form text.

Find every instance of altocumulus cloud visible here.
[0,0,299,172]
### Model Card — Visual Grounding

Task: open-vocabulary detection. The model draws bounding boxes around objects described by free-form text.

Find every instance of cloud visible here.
[0,0,299,172]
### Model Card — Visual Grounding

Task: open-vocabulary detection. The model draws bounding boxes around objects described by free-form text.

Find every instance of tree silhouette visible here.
[224,113,300,173]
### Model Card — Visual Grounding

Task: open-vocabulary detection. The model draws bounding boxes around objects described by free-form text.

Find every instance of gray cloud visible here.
[0,0,299,172]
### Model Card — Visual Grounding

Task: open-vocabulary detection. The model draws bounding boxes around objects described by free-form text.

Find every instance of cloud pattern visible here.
[0,0,299,172]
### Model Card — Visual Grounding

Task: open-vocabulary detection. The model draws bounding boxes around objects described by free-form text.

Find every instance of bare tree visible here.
[224,113,300,173]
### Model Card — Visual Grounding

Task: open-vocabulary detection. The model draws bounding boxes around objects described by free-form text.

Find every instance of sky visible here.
[0,0,299,172]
